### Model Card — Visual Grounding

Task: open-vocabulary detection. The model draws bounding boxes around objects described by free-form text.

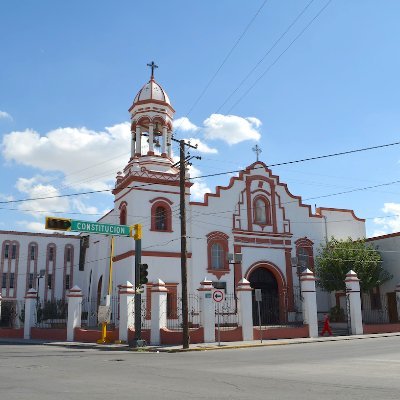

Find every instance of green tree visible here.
[315,237,392,292]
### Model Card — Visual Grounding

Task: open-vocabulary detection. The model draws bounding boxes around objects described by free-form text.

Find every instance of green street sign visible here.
[70,220,131,236]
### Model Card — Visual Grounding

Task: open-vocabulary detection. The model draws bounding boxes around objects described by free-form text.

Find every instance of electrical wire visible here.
[227,0,333,112]
[2,140,399,206]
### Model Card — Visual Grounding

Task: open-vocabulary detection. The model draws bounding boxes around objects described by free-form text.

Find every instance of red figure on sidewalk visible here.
[321,313,333,336]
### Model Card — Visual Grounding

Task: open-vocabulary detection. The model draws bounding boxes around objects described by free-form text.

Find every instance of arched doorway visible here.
[248,267,279,325]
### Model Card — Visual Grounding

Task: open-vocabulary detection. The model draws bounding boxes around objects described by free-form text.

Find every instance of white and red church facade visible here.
[80,72,365,324]
[0,72,367,341]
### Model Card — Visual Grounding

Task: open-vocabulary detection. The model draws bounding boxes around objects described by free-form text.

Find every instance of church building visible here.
[80,69,365,322]
[0,68,366,330]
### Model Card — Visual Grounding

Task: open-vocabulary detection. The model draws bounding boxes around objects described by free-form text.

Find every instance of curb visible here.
[1,332,400,353]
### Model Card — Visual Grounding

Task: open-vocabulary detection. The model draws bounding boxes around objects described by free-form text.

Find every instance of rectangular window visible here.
[49,247,54,262]
[30,245,35,260]
[2,274,6,288]
[47,274,52,289]
[4,244,9,259]
[66,248,71,262]
[11,244,16,259]
[29,273,34,289]
[212,281,227,291]
[9,273,15,289]
[65,275,70,290]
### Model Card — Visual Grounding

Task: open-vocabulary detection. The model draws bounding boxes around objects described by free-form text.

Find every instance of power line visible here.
[2,139,399,206]
[216,0,315,113]
[174,0,269,134]
[190,140,400,180]
[227,0,333,112]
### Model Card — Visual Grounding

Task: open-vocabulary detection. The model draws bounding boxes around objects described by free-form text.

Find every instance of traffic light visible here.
[45,217,72,231]
[139,263,148,285]
[132,223,142,240]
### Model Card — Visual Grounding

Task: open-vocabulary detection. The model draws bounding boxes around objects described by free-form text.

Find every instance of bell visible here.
[154,138,161,148]
[154,122,162,136]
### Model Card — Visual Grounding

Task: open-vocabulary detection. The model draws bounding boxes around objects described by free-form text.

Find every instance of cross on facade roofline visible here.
[147,61,158,79]
[252,144,262,162]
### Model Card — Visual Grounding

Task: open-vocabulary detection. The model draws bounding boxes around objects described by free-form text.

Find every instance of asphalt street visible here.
[1,336,399,399]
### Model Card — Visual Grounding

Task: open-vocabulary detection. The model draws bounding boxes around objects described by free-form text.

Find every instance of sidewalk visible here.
[1,332,400,352]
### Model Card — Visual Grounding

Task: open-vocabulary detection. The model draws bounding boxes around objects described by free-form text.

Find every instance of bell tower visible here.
[129,61,174,162]
[114,62,180,193]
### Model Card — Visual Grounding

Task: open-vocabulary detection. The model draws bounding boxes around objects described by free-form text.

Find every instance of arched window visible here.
[207,231,229,278]
[155,206,167,231]
[150,198,173,232]
[295,238,314,273]
[211,243,224,269]
[119,202,127,225]
[253,196,271,225]
[297,247,309,268]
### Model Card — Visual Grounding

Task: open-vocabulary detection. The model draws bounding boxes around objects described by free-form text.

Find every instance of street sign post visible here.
[255,289,262,343]
[71,220,131,236]
[212,289,225,346]
[45,216,133,237]
[212,290,224,303]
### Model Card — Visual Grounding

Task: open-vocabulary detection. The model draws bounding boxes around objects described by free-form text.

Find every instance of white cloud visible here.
[373,202,400,235]
[203,114,261,145]
[18,221,48,233]
[191,181,212,201]
[187,165,211,201]
[185,138,218,154]
[71,198,99,215]
[15,176,70,218]
[0,110,12,120]
[0,193,14,201]
[174,117,199,132]
[2,122,131,191]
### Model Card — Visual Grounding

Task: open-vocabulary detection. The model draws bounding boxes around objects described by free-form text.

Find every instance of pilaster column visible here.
[131,130,135,159]
[236,278,253,341]
[395,283,400,321]
[345,270,363,335]
[135,126,141,157]
[24,288,37,339]
[150,279,168,345]
[118,281,135,343]
[198,278,215,343]
[300,269,318,338]
[161,125,167,157]
[167,131,172,158]
[0,292,2,322]
[67,286,83,342]
[148,124,154,155]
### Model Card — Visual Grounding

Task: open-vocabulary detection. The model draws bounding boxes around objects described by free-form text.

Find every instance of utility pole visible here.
[179,139,189,349]
[173,138,200,349]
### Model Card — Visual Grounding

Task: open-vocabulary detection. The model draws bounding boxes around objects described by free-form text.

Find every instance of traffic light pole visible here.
[133,238,144,347]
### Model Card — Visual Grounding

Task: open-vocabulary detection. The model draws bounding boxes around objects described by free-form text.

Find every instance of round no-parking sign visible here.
[212,289,225,303]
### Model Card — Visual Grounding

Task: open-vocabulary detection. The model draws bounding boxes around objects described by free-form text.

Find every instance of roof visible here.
[132,78,171,105]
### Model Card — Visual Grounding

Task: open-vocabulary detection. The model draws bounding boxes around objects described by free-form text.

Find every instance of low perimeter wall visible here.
[363,324,400,334]
[215,327,243,342]
[253,325,309,340]
[0,328,24,339]
[31,328,67,341]
[160,328,204,345]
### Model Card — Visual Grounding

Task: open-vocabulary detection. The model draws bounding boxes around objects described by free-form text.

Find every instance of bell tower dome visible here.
[128,61,175,161]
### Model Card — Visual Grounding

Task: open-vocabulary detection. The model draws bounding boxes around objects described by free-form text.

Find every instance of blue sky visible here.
[1,0,400,237]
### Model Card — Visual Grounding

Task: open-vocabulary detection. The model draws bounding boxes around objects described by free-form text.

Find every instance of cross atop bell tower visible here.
[147,61,158,79]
